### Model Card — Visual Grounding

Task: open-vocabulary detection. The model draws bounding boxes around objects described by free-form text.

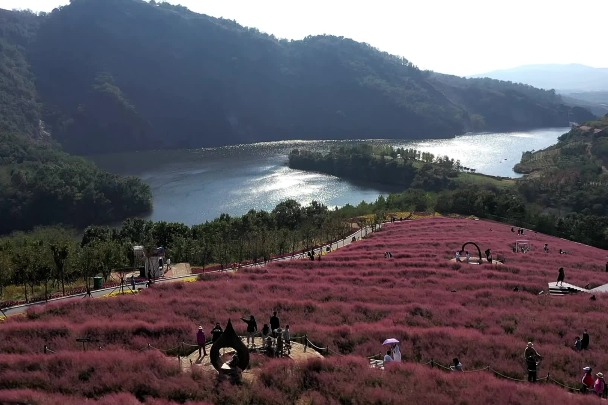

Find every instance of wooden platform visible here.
[548,282,589,296]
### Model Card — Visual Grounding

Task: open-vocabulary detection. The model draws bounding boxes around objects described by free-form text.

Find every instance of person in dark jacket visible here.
[241,315,258,347]
[582,330,590,350]
[557,267,565,286]
[526,356,538,382]
[211,322,223,343]
[270,311,280,337]
[524,342,541,363]
[262,324,270,340]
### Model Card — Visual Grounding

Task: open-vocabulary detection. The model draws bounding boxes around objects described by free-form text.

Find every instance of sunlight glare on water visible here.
[91,127,568,225]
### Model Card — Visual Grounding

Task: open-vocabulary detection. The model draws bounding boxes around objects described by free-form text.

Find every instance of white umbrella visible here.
[382,338,399,345]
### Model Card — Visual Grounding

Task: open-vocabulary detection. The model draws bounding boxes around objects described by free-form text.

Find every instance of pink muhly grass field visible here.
[1,217,606,404]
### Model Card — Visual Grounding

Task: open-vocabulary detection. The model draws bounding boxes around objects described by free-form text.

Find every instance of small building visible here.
[133,245,165,279]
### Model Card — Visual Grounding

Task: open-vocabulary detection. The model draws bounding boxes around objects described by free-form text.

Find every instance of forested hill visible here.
[0,8,152,233]
[513,114,608,222]
[2,0,594,154]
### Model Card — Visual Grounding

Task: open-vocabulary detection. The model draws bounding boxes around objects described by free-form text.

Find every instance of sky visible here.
[2,0,607,76]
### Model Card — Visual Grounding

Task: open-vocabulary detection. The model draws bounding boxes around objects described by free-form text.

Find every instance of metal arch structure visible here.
[460,242,482,264]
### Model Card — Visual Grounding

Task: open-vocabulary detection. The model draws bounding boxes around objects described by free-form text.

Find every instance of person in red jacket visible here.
[582,366,595,392]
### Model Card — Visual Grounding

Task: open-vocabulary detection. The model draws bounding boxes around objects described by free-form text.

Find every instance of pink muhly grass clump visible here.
[1,218,607,403]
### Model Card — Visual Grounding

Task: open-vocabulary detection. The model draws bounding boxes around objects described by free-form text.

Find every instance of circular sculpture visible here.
[460,242,483,263]
[210,319,250,371]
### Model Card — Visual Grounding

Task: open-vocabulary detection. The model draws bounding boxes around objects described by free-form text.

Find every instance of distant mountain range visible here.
[473,64,608,92]
[0,0,595,155]
[473,64,608,116]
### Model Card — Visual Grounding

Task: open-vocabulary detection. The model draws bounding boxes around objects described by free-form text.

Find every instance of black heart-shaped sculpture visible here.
[210,319,250,371]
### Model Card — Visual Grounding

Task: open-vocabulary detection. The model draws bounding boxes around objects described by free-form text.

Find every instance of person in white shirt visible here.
[383,350,393,364]
[391,344,401,362]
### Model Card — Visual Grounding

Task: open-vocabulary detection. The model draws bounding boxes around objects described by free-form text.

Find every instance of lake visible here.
[91,127,568,225]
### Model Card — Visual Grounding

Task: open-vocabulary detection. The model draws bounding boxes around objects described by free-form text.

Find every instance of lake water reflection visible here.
[91,127,568,225]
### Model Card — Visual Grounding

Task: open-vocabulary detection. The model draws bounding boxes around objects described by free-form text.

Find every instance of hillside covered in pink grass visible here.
[1,217,607,404]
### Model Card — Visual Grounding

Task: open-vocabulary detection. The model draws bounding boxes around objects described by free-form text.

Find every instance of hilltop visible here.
[0,217,605,404]
[0,0,594,155]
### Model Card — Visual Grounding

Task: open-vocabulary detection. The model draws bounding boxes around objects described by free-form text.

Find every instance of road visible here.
[0,223,382,318]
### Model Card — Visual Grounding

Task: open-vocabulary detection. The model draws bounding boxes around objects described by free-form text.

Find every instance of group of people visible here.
[383,343,462,372]
[241,311,291,356]
[574,330,590,351]
[383,344,401,364]
[512,227,525,235]
[384,251,393,259]
[581,366,606,396]
[454,250,471,263]
[307,250,320,261]
[454,249,492,263]
[527,336,601,396]
[196,322,225,357]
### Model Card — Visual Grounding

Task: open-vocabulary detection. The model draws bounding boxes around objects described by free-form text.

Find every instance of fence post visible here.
[430,359,434,368]
[44,345,47,354]
[178,341,184,368]
[304,334,308,352]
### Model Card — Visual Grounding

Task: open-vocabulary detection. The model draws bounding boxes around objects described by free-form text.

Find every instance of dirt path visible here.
[164,263,191,278]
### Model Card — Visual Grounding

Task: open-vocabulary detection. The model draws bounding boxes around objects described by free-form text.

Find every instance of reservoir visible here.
[91,127,568,225]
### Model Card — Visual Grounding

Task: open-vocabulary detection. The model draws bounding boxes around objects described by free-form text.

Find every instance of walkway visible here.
[1,223,382,317]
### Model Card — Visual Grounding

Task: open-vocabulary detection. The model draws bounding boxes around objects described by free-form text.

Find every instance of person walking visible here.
[582,330,590,350]
[282,325,291,346]
[582,366,595,392]
[270,311,280,337]
[282,325,291,355]
[557,267,565,286]
[241,315,258,347]
[196,326,207,357]
[524,341,541,382]
[526,355,538,382]
[595,372,605,397]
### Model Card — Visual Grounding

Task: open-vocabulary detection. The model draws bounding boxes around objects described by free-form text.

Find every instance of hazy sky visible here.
[2,0,607,76]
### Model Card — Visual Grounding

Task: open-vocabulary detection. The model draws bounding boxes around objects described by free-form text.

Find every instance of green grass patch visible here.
[455,172,515,187]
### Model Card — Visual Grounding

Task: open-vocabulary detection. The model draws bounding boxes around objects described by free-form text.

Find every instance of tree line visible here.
[0,200,357,304]
[0,132,152,233]
[288,145,462,191]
